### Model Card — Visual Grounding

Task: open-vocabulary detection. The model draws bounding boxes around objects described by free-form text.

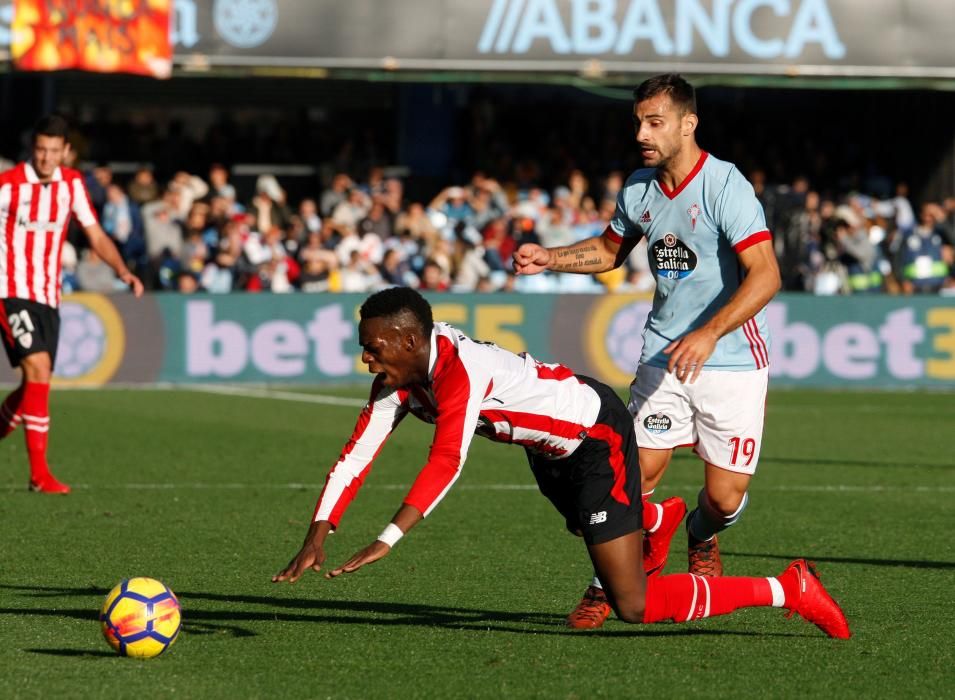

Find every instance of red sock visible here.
[642,491,663,532]
[643,574,777,623]
[0,385,24,439]
[20,381,51,482]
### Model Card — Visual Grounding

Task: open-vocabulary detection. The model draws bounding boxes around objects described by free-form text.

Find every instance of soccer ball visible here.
[100,578,181,658]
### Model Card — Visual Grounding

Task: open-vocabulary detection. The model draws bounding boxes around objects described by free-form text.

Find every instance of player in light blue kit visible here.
[514,74,781,628]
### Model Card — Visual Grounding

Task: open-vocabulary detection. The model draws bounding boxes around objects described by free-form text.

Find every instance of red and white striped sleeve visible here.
[312,378,408,528]
[67,170,99,228]
[402,336,489,518]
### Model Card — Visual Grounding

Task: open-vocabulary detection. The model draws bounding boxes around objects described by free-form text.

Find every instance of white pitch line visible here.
[3,483,954,493]
[185,384,367,408]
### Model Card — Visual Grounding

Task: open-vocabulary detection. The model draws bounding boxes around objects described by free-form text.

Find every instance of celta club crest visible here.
[214,0,279,48]
[688,203,701,232]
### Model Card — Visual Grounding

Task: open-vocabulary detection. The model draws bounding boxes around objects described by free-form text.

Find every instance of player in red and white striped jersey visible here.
[0,115,143,494]
[273,288,849,639]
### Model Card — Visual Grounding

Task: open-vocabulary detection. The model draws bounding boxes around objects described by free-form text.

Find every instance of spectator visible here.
[76,249,122,293]
[338,249,379,292]
[320,172,353,218]
[898,204,952,294]
[251,173,293,233]
[127,167,160,205]
[142,187,184,282]
[207,163,236,201]
[299,198,322,234]
[298,230,339,292]
[418,259,449,291]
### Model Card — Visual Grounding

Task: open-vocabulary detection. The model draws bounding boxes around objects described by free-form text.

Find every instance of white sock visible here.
[767,577,785,608]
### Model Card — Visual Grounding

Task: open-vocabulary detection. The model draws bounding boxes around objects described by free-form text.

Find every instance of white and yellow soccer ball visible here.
[100,577,181,658]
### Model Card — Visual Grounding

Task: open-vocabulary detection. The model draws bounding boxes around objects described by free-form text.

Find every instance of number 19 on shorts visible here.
[728,437,756,467]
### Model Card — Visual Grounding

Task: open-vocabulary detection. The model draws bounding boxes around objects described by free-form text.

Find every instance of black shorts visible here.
[0,298,60,368]
[528,376,643,546]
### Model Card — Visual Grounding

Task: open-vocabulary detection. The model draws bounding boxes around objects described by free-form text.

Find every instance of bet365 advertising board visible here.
[27,292,955,390]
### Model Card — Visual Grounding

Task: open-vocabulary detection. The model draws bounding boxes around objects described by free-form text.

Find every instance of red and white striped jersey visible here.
[0,162,98,308]
[313,322,602,528]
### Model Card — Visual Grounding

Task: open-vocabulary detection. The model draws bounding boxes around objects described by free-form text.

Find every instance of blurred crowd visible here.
[757,175,955,296]
[3,154,954,296]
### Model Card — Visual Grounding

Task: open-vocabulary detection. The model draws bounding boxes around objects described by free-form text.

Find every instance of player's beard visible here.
[646,140,682,170]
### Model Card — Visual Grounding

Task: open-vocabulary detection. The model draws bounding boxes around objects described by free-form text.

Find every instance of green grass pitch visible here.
[1,387,953,698]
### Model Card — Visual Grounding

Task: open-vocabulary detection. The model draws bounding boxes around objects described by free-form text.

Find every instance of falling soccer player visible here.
[274,287,848,639]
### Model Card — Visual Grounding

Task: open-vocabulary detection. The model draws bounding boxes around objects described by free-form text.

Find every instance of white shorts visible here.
[629,364,769,474]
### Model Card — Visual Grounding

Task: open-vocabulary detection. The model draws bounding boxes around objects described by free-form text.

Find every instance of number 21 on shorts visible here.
[728,436,756,467]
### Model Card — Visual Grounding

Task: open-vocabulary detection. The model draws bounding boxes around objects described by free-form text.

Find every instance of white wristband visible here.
[377,523,404,548]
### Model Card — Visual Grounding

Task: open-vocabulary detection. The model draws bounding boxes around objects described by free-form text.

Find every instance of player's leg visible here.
[586,530,646,622]
[630,365,694,576]
[586,526,850,638]
[528,450,612,629]
[570,368,694,623]
[638,449,687,577]
[563,377,644,628]
[9,302,68,494]
[684,466,751,576]
[0,304,25,439]
[0,382,24,439]
[685,368,768,575]
[19,350,68,493]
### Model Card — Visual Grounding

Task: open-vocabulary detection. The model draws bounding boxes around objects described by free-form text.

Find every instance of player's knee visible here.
[612,599,646,624]
[706,491,748,518]
[20,359,52,383]
[702,489,748,520]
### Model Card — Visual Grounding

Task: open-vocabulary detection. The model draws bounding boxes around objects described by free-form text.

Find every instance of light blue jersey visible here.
[609,152,771,371]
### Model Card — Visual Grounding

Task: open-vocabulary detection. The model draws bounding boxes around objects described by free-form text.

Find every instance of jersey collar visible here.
[24,162,64,183]
[657,151,708,200]
[426,326,438,382]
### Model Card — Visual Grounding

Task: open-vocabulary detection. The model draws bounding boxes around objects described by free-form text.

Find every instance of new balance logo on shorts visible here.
[588,511,607,525]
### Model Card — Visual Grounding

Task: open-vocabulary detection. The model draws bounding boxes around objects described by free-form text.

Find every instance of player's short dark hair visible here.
[360,287,434,335]
[33,114,71,143]
[633,74,696,115]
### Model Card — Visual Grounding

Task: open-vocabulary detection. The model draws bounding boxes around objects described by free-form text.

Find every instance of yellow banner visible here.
[12,0,171,79]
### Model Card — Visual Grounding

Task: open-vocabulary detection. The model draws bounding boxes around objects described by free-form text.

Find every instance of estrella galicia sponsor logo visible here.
[643,413,672,434]
[651,233,697,280]
[214,0,278,48]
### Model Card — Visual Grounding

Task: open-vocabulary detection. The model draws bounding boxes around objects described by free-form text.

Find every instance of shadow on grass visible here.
[670,451,955,470]
[24,649,116,658]
[0,583,811,640]
[729,552,955,570]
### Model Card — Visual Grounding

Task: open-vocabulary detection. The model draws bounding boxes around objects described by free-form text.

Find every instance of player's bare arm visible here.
[84,223,145,297]
[665,240,781,382]
[513,230,637,275]
[326,504,424,578]
[272,519,334,583]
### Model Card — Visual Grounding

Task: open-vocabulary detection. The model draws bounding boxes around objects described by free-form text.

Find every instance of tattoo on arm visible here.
[556,244,597,259]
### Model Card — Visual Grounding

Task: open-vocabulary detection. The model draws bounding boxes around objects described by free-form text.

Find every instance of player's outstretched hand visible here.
[512,243,551,275]
[120,270,145,298]
[272,541,326,584]
[325,541,391,578]
[664,326,719,383]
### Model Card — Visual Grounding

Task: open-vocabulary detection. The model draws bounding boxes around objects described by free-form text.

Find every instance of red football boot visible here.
[643,496,687,577]
[688,534,723,577]
[781,559,851,639]
[566,585,612,629]
[29,473,71,494]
